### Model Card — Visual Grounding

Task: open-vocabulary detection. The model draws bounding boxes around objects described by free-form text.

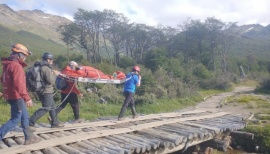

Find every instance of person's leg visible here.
[69,93,80,120]
[118,92,133,119]
[129,93,138,118]
[55,93,69,115]
[45,93,60,126]
[17,99,34,140]
[29,94,51,126]
[0,100,22,140]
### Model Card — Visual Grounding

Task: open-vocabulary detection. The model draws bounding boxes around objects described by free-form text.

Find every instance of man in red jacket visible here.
[0,44,41,145]
[55,61,84,123]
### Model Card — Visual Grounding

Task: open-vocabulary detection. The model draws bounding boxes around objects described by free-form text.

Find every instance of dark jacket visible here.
[0,55,30,102]
[39,60,56,93]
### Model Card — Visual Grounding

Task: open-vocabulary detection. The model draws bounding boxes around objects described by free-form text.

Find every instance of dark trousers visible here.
[118,91,137,118]
[55,93,80,120]
[29,93,59,126]
[0,99,33,140]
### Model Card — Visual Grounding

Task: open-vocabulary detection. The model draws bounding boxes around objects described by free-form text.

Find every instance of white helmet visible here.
[69,61,78,66]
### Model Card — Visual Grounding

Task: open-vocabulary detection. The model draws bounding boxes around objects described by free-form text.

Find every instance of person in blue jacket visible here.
[118,66,141,120]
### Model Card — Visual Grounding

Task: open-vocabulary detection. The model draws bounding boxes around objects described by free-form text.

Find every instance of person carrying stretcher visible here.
[55,61,84,123]
[118,66,141,120]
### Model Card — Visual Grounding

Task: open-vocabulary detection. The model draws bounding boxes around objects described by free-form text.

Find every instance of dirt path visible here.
[188,86,256,118]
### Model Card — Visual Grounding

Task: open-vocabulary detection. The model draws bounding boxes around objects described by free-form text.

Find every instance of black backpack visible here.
[26,62,45,92]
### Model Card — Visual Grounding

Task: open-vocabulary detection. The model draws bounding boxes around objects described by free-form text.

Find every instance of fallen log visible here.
[230,131,254,140]
[201,139,230,152]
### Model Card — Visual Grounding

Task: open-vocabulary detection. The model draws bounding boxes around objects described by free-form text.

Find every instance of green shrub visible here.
[193,63,212,79]
[255,78,270,94]
[236,125,270,153]
[136,93,157,105]
[119,56,135,69]
[96,84,123,104]
[199,76,232,90]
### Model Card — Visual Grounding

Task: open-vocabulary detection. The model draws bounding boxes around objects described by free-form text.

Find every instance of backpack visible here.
[25,62,45,92]
[55,75,68,90]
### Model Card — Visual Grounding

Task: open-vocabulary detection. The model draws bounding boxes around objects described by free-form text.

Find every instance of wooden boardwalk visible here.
[0,110,247,154]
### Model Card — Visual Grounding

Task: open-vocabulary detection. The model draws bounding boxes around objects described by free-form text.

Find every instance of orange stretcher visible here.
[60,66,128,84]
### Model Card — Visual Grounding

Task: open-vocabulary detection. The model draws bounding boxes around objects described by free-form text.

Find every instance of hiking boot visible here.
[118,117,125,121]
[51,123,65,128]
[24,136,42,145]
[74,118,85,124]
[133,114,139,119]
[29,126,36,132]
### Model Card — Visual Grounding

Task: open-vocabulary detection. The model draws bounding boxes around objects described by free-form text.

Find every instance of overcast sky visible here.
[1,0,270,27]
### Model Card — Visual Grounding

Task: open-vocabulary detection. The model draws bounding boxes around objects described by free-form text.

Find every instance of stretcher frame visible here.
[60,74,128,84]
[77,77,126,84]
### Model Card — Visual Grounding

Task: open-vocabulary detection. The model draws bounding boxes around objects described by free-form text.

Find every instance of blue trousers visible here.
[0,99,33,140]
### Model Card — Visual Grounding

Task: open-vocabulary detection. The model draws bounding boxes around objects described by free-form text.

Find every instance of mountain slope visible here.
[0,4,71,45]
[0,24,68,58]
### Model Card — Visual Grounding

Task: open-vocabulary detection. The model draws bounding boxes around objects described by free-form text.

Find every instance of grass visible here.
[0,94,203,124]
[226,95,270,108]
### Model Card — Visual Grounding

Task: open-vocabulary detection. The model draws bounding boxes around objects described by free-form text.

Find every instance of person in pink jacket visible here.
[55,61,84,123]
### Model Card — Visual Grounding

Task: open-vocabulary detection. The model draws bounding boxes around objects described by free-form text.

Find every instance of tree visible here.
[73,9,105,63]
[103,9,130,66]
[205,17,224,71]
[58,23,80,61]
[218,22,237,72]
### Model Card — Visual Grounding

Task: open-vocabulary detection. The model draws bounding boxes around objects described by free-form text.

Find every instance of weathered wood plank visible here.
[4,138,18,147]
[179,122,222,134]
[59,144,84,154]
[112,135,148,153]
[3,110,207,139]
[0,140,8,149]
[14,137,24,145]
[42,147,61,154]
[0,112,229,154]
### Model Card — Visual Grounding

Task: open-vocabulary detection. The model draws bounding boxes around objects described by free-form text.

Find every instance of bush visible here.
[199,74,232,90]
[193,63,212,79]
[119,56,135,69]
[235,125,270,153]
[135,93,157,105]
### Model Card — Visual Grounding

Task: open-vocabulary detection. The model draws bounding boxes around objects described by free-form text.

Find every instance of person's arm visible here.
[42,66,56,85]
[12,63,31,102]
[73,83,83,96]
[136,75,141,87]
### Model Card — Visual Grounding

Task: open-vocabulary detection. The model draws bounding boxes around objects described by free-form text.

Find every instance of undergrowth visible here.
[0,93,203,124]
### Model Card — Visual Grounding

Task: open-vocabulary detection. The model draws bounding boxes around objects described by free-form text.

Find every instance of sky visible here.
[1,0,270,27]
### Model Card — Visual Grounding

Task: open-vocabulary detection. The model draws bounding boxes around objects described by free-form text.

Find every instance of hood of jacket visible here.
[1,55,27,68]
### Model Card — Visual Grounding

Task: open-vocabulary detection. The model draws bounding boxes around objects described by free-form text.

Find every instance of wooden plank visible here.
[43,147,61,154]
[0,140,8,149]
[59,145,83,154]
[178,122,222,134]
[112,135,148,153]
[3,110,207,139]
[0,112,228,154]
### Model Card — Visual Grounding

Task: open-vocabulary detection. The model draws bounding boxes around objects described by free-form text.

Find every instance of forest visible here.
[53,8,270,102]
